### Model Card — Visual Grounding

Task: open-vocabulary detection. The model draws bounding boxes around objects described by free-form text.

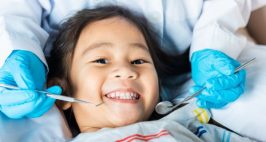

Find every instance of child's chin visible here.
[112,114,143,127]
[114,119,139,127]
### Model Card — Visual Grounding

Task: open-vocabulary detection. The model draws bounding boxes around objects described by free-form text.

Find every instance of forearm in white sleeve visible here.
[190,0,266,59]
[0,0,48,68]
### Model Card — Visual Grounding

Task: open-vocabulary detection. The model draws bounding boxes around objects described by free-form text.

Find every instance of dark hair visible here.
[47,5,190,136]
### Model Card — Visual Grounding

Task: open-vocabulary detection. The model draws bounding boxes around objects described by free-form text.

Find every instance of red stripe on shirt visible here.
[116,129,170,142]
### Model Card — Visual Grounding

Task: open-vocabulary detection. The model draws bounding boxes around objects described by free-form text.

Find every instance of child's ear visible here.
[61,101,72,110]
[47,78,72,110]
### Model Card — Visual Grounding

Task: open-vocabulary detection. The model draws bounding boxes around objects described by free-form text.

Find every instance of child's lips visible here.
[104,89,141,103]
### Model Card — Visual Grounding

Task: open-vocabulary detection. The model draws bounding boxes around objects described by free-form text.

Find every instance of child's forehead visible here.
[76,17,150,54]
[79,41,150,58]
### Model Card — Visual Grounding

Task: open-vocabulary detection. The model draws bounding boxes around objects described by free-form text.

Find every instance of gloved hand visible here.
[191,49,246,108]
[0,85,62,118]
[0,50,61,118]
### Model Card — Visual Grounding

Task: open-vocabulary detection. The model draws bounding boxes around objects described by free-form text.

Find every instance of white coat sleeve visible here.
[190,0,266,59]
[0,0,49,68]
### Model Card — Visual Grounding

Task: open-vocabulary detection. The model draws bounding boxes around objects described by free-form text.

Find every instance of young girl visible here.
[47,5,185,134]
[47,6,251,141]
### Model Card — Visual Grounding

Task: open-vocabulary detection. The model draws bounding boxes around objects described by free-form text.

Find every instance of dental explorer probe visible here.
[155,57,256,115]
[0,83,104,106]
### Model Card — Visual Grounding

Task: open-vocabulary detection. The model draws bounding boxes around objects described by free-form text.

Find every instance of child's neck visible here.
[80,126,101,133]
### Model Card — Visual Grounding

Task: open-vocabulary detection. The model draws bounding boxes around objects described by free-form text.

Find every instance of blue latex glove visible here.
[0,50,61,118]
[191,49,246,108]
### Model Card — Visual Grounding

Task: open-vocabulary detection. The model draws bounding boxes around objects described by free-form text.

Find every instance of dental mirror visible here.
[155,57,255,115]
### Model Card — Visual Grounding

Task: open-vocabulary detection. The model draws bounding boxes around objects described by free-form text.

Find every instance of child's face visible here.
[68,17,159,132]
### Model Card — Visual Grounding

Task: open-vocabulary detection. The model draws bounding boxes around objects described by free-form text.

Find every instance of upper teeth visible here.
[106,91,139,100]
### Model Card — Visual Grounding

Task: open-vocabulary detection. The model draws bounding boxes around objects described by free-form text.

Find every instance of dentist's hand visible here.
[191,49,246,108]
[0,86,62,119]
[0,50,61,118]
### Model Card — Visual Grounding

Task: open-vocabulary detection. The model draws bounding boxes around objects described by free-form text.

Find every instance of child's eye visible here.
[131,59,147,65]
[93,58,109,64]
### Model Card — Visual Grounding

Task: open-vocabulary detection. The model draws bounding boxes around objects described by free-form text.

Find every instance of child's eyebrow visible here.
[130,43,149,52]
[82,42,149,56]
[82,42,112,56]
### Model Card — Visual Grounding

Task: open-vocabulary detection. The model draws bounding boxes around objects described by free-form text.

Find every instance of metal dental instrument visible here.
[155,57,256,115]
[0,83,104,106]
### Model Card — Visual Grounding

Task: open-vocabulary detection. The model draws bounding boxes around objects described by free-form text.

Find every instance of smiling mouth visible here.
[105,91,140,100]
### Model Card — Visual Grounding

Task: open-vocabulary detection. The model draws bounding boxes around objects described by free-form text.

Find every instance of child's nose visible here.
[111,66,138,80]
